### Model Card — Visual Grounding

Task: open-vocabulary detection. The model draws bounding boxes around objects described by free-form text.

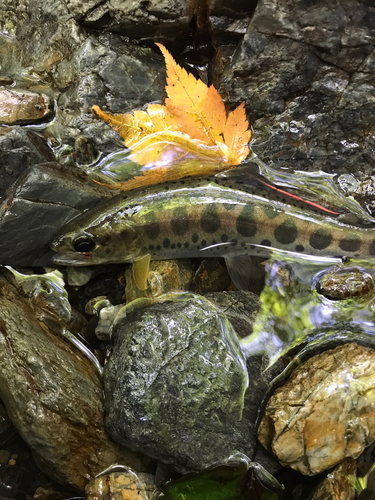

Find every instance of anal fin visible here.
[132,254,151,291]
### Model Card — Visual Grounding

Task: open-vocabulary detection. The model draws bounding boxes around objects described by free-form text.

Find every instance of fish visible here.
[51,174,375,290]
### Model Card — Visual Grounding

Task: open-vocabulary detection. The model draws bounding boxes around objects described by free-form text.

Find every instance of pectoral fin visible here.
[132,254,151,291]
[225,254,262,291]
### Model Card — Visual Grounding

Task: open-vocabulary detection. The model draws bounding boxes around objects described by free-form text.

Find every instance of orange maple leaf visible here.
[91,43,251,190]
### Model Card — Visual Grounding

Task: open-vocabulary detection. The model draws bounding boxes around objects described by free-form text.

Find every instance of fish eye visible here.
[72,236,96,253]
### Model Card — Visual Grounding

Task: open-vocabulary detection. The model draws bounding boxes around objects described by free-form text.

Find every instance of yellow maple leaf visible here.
[91,43,251,190]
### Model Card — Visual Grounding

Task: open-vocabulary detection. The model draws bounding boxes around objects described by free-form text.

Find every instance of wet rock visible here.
[103,294,280,473]
[34,486,75,500]
[74,135,98,165]
[0,88,52,125]
[220,0,375,177]
[0,127,55,197]
[317,266,375,300]
[307,458,356,500]
[1,2,167,150]
[204,291,260,338]
[0,400,17,449]
[85,470,159,500]
[0,463,34,497]
[49,34,167,153]
[0,77,13,86]
[0,270,152,491]
[352,177,375,217]
[209,0,256,44]
[258,343,375,475]
[66,0,190,43]
[0,451,10,465]
[337,174,360,195]
[163,456,284,500]
[125,259,195,301]
[149,260,194,294]
[0,161,114,267]
[188,258,232,294]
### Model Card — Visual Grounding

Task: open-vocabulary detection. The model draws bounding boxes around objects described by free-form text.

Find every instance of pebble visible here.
[318,267,375,299]
[85,471,160,500]
[0,89,52,124]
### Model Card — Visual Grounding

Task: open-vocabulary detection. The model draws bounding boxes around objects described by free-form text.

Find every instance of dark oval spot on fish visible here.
[201,204,221,234]
[339,237,361,253]
[310,229,332,250]
[144,212,161,240]
[163,238,170,248]
[261,239,271,247]
[192,233,199,243]
[236,205,257,237]
[295,244,305,252]
[274,219,297,244]
[172,207,189,236]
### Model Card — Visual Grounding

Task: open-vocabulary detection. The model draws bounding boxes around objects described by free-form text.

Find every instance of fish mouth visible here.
[51,252,92,266]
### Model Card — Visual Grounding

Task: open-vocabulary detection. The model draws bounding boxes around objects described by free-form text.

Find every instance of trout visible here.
[51,176,375,289]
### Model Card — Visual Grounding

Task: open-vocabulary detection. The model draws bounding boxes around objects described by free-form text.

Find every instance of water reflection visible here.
[241,255,375,365]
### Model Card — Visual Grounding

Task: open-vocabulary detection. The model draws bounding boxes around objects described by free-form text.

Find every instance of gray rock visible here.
[204,291,260,338]
[1,3,167,152]
[0,127,55,198]
[0,162,115,267]
[49,34,167,152]
[68,0,190,43]
[103,294,281,473]
[0,270,152,491]
[219,0,375,178]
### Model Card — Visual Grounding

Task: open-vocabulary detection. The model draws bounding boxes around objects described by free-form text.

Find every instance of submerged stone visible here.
[0,161,114,267]
[307,458,356,500]
[0,270,152,491]
[0,127,55,197]
[85,469,159,500]
[0,88,52,125]
[258,343,375,475]
[163,456,283,500]
[318,266,375,300]
[103,294,276,472]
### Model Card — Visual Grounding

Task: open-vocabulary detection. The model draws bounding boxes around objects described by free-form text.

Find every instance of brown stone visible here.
[258,343,375,475]
[0,272,152,491]
[85,471,160,500]
[318,267,375,300]
[0,89,52,124]
[307,458,356,500]
[125,259,194,301]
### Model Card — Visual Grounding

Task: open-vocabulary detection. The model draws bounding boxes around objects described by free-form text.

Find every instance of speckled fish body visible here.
[51,177,375,267]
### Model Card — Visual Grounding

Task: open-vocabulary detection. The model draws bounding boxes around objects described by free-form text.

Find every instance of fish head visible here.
[51,212,142,265]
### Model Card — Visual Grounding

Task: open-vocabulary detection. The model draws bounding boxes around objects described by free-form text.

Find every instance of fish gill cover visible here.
[91,43,251,191]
